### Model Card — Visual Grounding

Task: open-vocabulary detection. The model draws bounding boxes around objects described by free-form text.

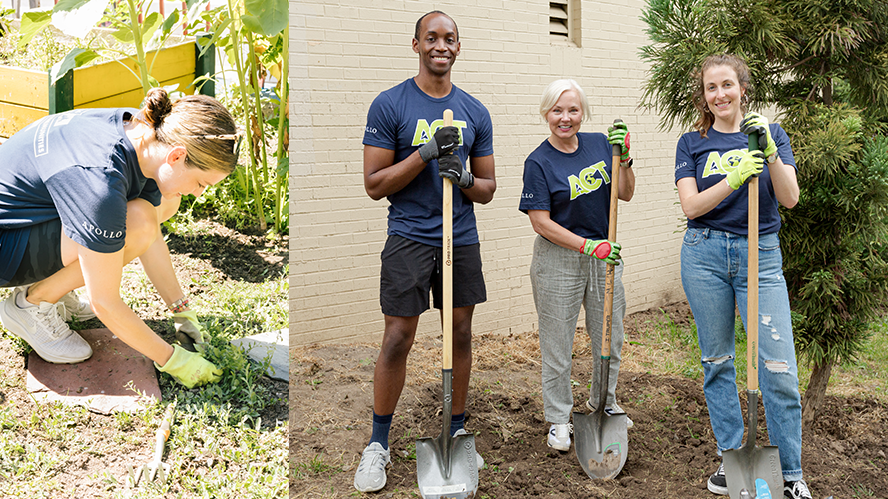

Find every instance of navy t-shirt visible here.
[674,124,796,235]
[362,79,494,247]
[0,108,162,283]
[519,133,613,240]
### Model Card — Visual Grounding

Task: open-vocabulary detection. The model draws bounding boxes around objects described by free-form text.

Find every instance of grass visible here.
[0,259,288,497]
[628,308,888,405]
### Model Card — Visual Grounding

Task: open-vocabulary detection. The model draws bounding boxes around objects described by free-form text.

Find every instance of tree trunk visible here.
[801,359,833,430]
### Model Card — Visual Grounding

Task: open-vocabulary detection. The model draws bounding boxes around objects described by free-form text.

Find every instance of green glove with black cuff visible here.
[156,344,222,389]
[418,126,460,163]
[582,239,622,265]
[726,150,765,190]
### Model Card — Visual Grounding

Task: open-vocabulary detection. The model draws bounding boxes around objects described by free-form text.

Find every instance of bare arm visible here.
[462,154,496,204]
[139,196,188,307]
[618,165,635,202]
[676,176,735,220]
[768,158,799,208]
[363,145,427,200]
[78,244,174,365]
[527,210,587,253]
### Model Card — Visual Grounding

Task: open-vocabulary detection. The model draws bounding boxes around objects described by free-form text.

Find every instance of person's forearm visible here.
[618,165,635,202]
[92,296,174,365]
[528,213,586,253]
[364,151,427,200]
[460,177,496,204]
[139,227,186,308]
[768,158,799,208]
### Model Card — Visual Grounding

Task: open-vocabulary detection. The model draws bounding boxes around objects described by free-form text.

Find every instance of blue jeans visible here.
[531,236,626,424]
[681,228,803,481]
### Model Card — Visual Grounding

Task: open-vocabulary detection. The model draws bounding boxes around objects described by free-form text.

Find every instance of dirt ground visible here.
[291,302,888,499]
[0,218,289,495]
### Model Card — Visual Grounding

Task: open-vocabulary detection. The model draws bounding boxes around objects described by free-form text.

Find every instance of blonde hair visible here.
[692,53,751,138]
[539,79,590,122]
[141,88,239,173]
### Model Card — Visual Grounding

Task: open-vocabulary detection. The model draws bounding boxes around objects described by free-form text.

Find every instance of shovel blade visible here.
[572,410,628,480]
[723,446,781,499]
[416,433,478,499]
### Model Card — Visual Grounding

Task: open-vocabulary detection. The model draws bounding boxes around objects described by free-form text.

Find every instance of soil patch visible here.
[291,302,888,498]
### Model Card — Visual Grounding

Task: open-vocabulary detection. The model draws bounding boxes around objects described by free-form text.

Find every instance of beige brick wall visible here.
[290,0,688,346]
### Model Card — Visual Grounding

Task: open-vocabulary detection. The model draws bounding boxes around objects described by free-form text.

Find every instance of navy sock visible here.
[369,412,393,450]
[449,412,465,436]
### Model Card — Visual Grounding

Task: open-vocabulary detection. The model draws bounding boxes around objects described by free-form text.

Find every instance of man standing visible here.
[354,10,496,493]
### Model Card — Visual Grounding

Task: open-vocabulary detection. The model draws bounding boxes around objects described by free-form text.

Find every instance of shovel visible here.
[128,403,176,487]
[416,109,479,499]
[572,119,629,480]
[723,131,783,498]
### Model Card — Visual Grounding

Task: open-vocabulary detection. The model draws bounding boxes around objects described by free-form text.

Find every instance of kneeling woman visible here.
[0,88,239,388]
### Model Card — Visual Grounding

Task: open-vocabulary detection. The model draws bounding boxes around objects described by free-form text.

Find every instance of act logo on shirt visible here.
[701,149,746,178]
[568,161,610,200]
[411,119,468,147]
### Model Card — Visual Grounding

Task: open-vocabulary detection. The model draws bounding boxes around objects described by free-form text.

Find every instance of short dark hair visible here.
[414,11,459,42]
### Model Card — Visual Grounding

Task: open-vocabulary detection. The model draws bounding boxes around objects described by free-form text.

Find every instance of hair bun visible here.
[143,88,173,127]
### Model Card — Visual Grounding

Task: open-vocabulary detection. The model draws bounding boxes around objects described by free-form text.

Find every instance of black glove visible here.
[438,153,474,189]
[418,126,460,163]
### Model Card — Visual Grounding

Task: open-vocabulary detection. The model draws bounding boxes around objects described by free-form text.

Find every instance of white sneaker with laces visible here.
[547,423,572,451]
[353,442,391,492]
[784,479,813,499]
[585,399,635,429]
[0,288,92,363]
[453,428,484,469]
[58,290,96,321]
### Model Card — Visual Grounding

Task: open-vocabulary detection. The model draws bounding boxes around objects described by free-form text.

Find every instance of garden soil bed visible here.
[0,218,288,496]
[291,302,888,498]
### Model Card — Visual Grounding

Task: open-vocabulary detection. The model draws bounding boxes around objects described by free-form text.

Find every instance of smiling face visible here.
[546,89,584,143]
[155,146,229,199]
[702,64,746,129]
[412,13,460,77]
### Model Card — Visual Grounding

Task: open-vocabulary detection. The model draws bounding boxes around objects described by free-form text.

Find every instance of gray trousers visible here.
[530,235,626,424]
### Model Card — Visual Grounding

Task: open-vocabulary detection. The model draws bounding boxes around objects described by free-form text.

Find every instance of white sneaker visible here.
[586,399,634,429]
[453,428,484,469]
[353,442,391,492]
[547,423,572,451]
[0,287,92,363]
[58,290,96,321]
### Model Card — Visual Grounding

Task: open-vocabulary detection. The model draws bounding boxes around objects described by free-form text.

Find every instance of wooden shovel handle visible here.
[601,119,623,357]
[442,109,454,370]
[747,134,760,392]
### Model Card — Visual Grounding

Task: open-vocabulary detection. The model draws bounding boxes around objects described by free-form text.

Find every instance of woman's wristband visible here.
[169,296,190,314]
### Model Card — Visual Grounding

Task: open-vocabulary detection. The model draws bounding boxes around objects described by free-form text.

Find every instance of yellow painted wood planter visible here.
[0,37,214,139]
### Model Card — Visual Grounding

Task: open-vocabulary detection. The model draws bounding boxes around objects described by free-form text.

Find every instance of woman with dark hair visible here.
[674,53,811,499]
[0,88,240,388]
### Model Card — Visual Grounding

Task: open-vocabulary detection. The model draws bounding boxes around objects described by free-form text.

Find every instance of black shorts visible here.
[4,218,65,287]
[380,234,487,317]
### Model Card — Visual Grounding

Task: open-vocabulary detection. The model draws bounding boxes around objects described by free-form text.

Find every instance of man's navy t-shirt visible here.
[363,79,494,247]
[0,108,161,283]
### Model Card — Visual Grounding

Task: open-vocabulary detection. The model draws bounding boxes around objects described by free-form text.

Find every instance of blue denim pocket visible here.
[683,228,704,247]
[759,232,780,252]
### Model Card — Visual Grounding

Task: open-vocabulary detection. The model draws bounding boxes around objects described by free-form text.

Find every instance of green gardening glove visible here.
[173,310,207,345]
[582,239,622,265]
[739,112,778,159]
[156,344,222,388]
[726,150,765,190]
[607,121,631,162]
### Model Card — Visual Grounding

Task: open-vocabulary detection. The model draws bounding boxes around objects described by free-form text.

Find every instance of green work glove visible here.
[156,344,222,389]
[582,239,622,265]
[739,112,778,159]
[418,126,460,163]
[726,150,765,190]
[173,310,207,345]
[607,121,631,162]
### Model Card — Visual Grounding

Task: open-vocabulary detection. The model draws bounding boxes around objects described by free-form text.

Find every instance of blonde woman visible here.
[0,88,239,388]
[519,79,635,452]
